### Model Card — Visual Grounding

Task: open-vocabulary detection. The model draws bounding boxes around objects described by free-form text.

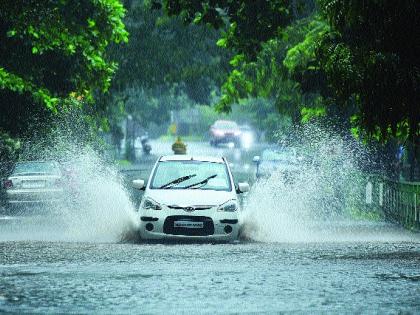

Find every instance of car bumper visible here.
[138,211,240,242]
[6,189,65,205]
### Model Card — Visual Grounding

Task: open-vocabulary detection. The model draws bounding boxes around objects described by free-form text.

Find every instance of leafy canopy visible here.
[317,0,420,139]
[158,0,420,140]
[0,0,128,138]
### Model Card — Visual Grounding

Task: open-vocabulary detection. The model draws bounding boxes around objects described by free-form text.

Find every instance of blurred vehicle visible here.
[253,147,302,181]
[209,120,241,147]
[132,155,249,242]
[3,161,64,211]
[239,125,256,149]
[140,133,152,155]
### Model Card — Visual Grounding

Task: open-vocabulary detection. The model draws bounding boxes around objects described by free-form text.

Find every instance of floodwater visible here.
[1,217,419,313]
[1,136,419,313]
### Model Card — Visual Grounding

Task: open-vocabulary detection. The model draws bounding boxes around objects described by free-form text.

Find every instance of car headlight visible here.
[141,197,162,210]
[218,199,238,212]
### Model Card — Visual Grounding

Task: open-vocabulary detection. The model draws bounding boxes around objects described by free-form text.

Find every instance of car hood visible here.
[145,189,235,207]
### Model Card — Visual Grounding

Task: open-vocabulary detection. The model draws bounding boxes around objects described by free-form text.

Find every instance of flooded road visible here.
[1,138,419,313]
[1,222,419,313]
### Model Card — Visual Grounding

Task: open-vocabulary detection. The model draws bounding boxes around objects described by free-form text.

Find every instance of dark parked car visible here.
[209,120,242,147]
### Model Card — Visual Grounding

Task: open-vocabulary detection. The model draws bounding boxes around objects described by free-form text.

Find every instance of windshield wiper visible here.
[159,174,196,189]
[182,174,217,189]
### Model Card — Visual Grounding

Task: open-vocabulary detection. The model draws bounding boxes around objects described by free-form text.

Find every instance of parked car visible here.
[209,120,242,147]
[3,161,64,212]
[253,147,301,181]
[132,155,249,242]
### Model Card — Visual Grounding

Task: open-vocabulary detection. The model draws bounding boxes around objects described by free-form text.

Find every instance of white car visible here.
[132,155,249,242]
[3,161,64,212]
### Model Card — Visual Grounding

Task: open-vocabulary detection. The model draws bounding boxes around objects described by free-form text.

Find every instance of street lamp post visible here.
[125,114,134,161]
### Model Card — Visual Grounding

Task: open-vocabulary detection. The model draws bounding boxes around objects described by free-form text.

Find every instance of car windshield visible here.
[13,161,61,176]
[150,160,232,191]
[214,121,238,129]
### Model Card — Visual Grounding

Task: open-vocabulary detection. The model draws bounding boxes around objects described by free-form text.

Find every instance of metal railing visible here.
[366,177,420,230]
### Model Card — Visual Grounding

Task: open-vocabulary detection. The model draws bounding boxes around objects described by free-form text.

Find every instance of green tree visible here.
[158,0,419,141]
[157,0,304,58]
[317,0,420,139]
[101,0,232,139]
[0,0,128,140]
[109,1,230,105]
[156,0,323,133]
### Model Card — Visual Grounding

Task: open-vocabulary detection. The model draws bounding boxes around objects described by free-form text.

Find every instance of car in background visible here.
[253,147,302,181]
[3,161,64,212]
[209,120,241,147]
[132,155,249,242]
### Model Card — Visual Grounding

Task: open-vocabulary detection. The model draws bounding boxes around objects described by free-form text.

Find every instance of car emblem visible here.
[184,207,195,212]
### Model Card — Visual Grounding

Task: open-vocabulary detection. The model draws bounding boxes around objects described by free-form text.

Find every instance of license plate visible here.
[22,181,45,189]
[174,221,204,229]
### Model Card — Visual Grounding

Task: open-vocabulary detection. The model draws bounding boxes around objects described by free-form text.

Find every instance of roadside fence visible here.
[364,176,420,230]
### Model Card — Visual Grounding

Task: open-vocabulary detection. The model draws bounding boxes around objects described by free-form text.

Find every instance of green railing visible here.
[362,176,420,230]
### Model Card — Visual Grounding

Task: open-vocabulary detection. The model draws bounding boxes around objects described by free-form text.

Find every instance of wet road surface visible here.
[0,222,419,314]
[1,141,419,313]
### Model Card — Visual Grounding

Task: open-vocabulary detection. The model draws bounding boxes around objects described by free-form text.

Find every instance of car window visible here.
[214,121,238,129]
[150,161,232,191]
[13,162,61,176]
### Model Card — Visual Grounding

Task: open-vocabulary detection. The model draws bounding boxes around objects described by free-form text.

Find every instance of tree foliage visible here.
[157,0,323,132]
[215,16,327,121]
[103,0,232,128]
[318,0,420,139]
[158,0,294,59]
[116,2,230,102]
[0,0,128,138]
[158,0,420,140]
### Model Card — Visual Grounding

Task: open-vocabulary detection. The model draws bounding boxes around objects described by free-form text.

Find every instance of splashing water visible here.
[1,137,139,243]
[239,123,417,243]
[54,148,139,242]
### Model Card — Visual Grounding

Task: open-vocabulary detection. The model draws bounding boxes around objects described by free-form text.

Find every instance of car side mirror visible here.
[253,156,260,163]
[236,182,250,194]
[132,179,145,190]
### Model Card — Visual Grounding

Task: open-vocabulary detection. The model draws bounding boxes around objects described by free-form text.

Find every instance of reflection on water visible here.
[0,242,419,313]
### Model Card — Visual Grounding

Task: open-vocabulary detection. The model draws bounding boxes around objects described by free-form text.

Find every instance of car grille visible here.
[167,205,213,211]
[163,216,214,236]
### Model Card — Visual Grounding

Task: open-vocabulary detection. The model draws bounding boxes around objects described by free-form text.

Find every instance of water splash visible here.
[54,147,139,242]
[1,132,139,243]
[239,123,417,243]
